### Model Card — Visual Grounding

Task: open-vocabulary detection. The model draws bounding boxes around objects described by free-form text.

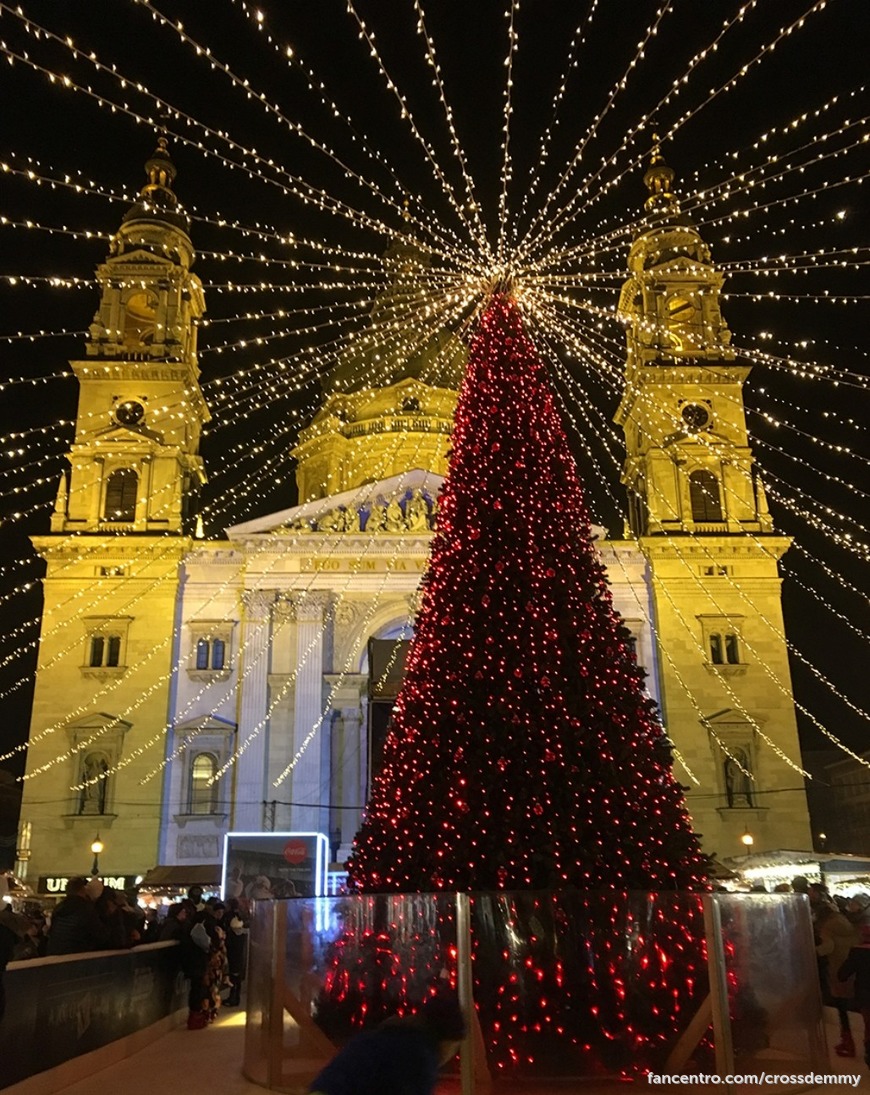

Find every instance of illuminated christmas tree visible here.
[349,294,707,893]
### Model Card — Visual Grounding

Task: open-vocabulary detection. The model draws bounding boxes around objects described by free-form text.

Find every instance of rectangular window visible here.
[699,616,745,667]
[187,623,234,676]
[82,617,132,672]
[709,634,723,665]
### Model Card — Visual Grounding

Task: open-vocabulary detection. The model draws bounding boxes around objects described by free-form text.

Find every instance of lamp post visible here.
[741,830,754,850]
[818,832,828,889]
[90,833,104,877]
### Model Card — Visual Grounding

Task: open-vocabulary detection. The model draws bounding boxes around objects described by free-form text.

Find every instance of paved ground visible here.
[52,1008,868,1095]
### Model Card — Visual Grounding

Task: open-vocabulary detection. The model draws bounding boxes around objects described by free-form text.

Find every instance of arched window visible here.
[189,753,218,815]
[89,635,105,667]
[689,470,723,522]
[211,639,226,670]
[104,468,138,521]
[195,638,210,670]
[123,290,157,348]
[725,633,741,665]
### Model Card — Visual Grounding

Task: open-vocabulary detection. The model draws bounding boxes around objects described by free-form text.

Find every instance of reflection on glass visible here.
[242,891,826,1090]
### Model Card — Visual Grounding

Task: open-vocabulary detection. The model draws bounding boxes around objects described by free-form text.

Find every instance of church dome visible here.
[119,138,192,244]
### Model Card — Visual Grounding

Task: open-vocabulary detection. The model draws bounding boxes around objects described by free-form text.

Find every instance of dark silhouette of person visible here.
[309,996,466,1095]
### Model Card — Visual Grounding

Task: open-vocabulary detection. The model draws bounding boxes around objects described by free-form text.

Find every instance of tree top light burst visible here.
[0,0,866,792]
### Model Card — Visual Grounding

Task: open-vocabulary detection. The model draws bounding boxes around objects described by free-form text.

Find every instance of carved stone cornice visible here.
[272,592,298,623]
[80,666,127,682]
[186,668,233,683]
[241,588,277,619]
[294,590,336,621]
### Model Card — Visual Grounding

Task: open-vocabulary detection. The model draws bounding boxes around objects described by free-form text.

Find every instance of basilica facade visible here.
[15,140,811,889]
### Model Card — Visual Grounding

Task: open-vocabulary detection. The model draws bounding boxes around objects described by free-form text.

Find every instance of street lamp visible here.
[90,833,104,877]
[741,830,754,849]
[818,832,828,852]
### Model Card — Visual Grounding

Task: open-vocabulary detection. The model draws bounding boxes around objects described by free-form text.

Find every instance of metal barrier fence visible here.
[243,891,827,1094]
[0,941,186,1089]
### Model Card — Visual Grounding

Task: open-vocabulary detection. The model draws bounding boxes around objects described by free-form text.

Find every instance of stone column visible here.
[324,674,367,860]
[232,588,275,831]
[341,690,366,858]
[290,592,334,833]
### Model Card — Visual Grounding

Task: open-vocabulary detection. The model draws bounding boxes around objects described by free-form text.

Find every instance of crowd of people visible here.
[0,875,248,1030]
[788,876,870,1069]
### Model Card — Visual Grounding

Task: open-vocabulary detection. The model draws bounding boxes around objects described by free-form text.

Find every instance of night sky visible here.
[0,1,868,860]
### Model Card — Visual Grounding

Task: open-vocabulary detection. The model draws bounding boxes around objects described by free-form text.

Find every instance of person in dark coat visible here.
[46,876,111,956]
[159,900,194,942]
[839,922,870,1069]
[95,886,133,949]
[0,876,30,1022]
[817,900,859,1056]
[308,996,466,1095]
[140,906,161,943]
[224,897,247,1007]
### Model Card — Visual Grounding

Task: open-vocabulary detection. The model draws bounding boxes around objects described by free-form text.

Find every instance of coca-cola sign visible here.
[283,840,308,865]
[222,832,328,899]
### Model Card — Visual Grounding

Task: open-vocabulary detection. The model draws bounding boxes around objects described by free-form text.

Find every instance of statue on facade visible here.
[405,489,430,532]
[316,508,342,532]
[367,498,386,533]
[79,753,109,815]
[384,498,404,532]
[341,506,360,532]
[724,748,753,808]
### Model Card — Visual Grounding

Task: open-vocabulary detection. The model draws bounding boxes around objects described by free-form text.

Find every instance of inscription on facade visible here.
[302,557,427,572]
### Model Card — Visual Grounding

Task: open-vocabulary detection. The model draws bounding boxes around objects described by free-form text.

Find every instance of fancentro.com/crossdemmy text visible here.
[647,1074,862,1087]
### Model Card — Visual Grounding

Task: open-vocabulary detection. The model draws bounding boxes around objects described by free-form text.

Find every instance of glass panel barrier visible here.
[245,894,460,1092]
[243,898,277,1088]
[243,891,827,1092]
[470,890,711,1079]
[715,893,827,1090]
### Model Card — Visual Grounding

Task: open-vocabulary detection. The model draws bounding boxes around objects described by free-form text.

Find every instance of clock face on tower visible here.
[681,403,710,432]
[115,400,145,426]
[667,295,696,323]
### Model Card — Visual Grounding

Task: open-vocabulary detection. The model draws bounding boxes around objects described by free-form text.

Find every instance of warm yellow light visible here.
[90,835,104,855]
[741,831,754,848]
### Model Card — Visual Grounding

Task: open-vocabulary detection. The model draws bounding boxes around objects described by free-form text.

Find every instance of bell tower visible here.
[614,142,811,857]
[18,140,208,885]
[615,140,772,539]
[52,137,208,535]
